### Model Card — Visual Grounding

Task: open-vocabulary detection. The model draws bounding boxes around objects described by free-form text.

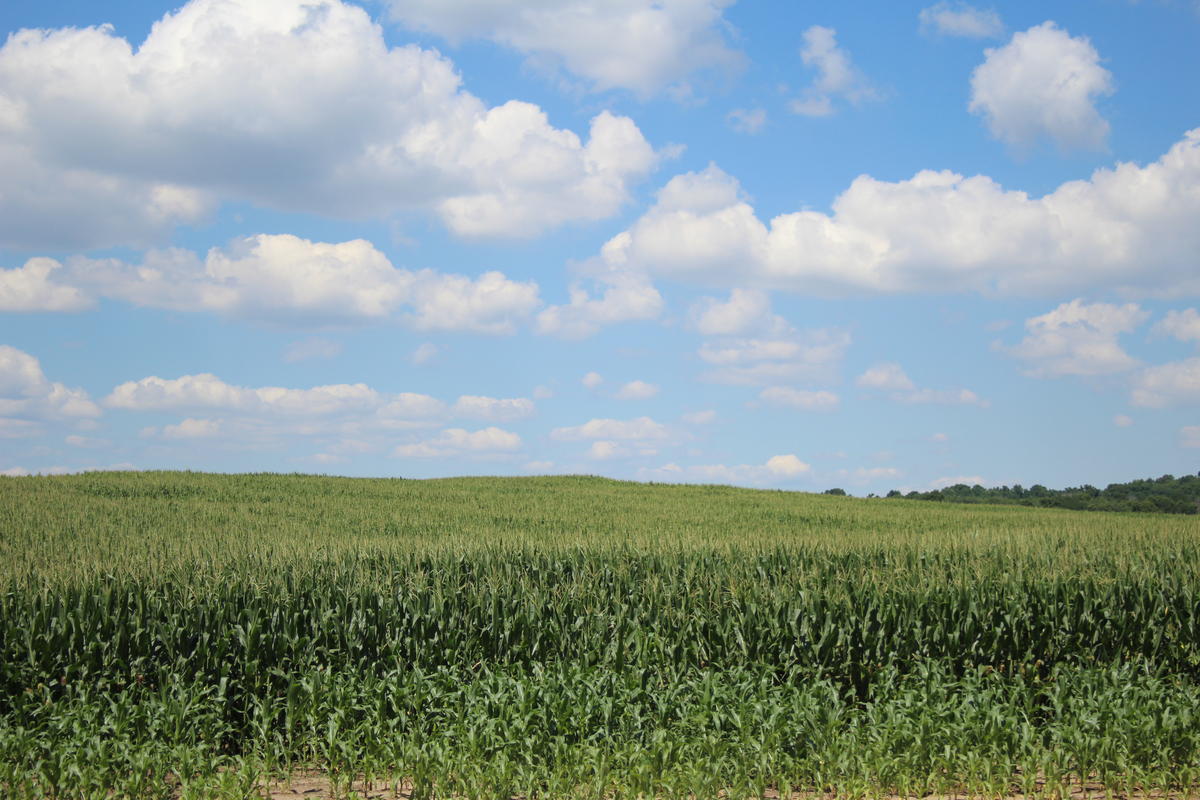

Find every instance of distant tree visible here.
[824,488,847,496]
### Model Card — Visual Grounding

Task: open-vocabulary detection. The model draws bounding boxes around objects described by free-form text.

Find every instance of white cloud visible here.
[0,0,658,249]
[411,343,439,365]
[919,3,1003,38]
[690,288,787,336]
[64,434,110,448]
[452,395,535,422]
[595,132,1200,297]
[551,416,669,441]
[64,234,540,331]
[790,26,877,117]
[0,345,101,421]
[1182,426,1200,448]
[406,270,541,335]
[1114,414,1134,427]
[682,409,717,424]
[106,373,382,415]
[615,380,659,400]
[1005,299,1147,377]
[0,258,91,312]
[969,22,1113,152]
[284,338,342,363]
[638,453,811,485]
[856,363,915,392]
[587,440,627,460]
[381,0,743,96]
[1154,309,1200,343]
[857,362,985,405]
[582,372,604,389]
[726,107,766,134]
[161,418,223,440]
[765,454,810,477]
[1131,358,1200,407]
[393,426,521,457]
[536,272,662,339]
[759,387,839,411]
[698,329,850,386]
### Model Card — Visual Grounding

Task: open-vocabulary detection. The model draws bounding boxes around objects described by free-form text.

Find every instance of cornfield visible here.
[2,471,1199,798]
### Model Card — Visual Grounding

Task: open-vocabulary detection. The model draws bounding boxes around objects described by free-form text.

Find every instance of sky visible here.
[1,0,1198,494]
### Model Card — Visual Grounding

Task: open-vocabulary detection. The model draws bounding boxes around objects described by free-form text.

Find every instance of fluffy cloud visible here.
[381,0,742,96]
[106,373,385,415]
[681,409,717,424]
[690,288,785,336]
[615,380,659,400]
[790,26,877,117]
[856,362,985,405]
[581,372,604,389]
[551,416,669,441]
[1131,358,1200,408]
[0,258,91,312]
[969,22,1113,151]
[698,328,850,386]
[62,234,540,331]
[1005,300,1147,377]
[595,132,1200,297]
[536,272,663,339]
[452,395,536,422]
[161,418,223,440]
[0,0,657,249]
[393,427,522,458]
[919,3,1003,38]
[0,345,101,421]
[1154,309,1200,343]
[639,453,811,485]
[758,387,839,411]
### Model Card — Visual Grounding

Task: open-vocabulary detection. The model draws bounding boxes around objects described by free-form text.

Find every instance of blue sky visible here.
[1,0,1198,493]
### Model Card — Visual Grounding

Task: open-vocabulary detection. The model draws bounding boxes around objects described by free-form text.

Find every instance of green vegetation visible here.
[2,470,1199,799]
[888,472,1200,514]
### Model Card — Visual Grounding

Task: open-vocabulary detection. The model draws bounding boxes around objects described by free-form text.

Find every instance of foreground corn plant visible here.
[1,471,1199,798]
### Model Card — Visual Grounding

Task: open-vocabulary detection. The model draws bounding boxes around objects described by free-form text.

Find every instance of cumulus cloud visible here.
[536,272,663,339]
[615,380,659,400]
[0,345,101,422]
[639,453,811,485]
[581,372,604,389]
[698,328,850,386]
[969,22,1113,152]
[0,258,91,312]
[393,426,521,458]
[381,0,743,96]
[856,362,985,405]
[758,387,839,411]
[452,395,536,422]
[690,288,787,336]
[0,0,657,249]
[594,132,1200,297]
[106,373,385,416]
[161,418,223,440]
[62,234,540,331]
[1154,309,1200,343]
[682,409,717,424]
[553,417,668,441]
[790,26,877,117]
[1131,358,1200,408]
[1005,299,1147,377]
[919,2,1003,38]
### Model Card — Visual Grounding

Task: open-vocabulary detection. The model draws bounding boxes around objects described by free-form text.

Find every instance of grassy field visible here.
[2,471,1199,799]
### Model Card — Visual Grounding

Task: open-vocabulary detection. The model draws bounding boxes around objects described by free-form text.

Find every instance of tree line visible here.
[874,473,1200,514]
